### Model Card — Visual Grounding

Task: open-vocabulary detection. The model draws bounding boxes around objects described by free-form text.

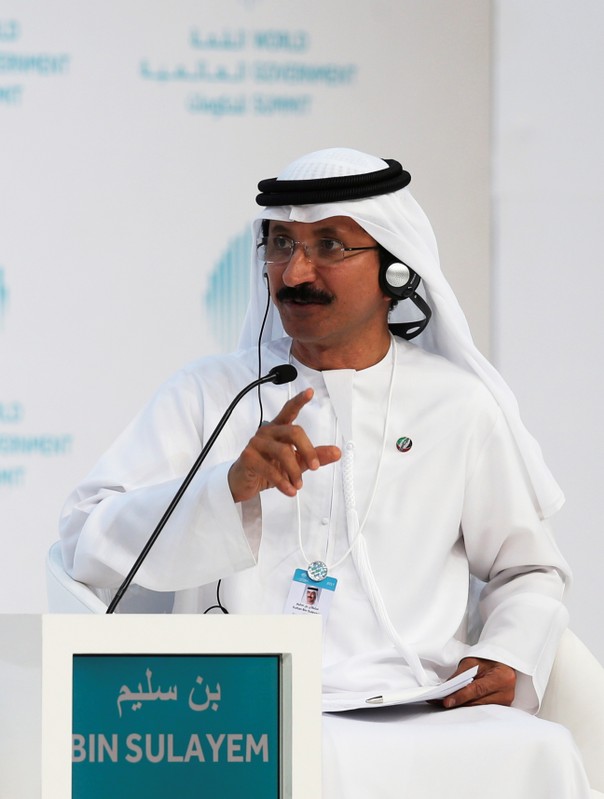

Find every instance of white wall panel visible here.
[493,0,604,661]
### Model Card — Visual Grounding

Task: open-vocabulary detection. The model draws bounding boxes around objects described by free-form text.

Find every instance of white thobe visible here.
[60,336,590,797]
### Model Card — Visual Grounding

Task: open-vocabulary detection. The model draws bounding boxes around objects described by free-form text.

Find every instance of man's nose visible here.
[281,243,317,286]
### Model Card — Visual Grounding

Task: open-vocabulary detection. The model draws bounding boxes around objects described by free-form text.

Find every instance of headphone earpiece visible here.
[378,247,432,340]
[379,250,420,300]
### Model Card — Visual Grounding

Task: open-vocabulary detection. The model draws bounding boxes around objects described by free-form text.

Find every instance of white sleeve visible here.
[461,410,571,713]
[59,368,258,592]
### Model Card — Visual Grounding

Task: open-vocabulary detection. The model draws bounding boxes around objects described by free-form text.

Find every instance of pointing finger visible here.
[271,388,314,426]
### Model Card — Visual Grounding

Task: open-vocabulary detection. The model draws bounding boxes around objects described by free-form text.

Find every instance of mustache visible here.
[275,284,334,305]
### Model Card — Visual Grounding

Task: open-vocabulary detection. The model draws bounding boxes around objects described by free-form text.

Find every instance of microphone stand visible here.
[107,365,296,613]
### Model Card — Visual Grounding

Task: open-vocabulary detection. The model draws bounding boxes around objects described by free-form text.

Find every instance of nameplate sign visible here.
[42,614,322,798]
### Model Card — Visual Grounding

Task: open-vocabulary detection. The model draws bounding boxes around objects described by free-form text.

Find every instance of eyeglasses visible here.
[257,235,379,267]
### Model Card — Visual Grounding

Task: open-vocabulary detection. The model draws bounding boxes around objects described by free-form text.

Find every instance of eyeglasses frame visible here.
[257,235,380,267]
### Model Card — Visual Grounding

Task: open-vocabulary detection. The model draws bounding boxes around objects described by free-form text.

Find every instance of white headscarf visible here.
[239,147,564,519]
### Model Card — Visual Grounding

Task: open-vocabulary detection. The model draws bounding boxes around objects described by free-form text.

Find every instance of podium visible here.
[39,614,322,798]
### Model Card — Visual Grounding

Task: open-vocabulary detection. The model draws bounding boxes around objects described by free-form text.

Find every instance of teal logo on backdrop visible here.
[0,267,7,328]
[72,654,281,798]
[204,228,252,351]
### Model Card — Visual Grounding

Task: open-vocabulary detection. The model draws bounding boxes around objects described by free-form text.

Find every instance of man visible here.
[305,587,319,606]
[60,148,590,795]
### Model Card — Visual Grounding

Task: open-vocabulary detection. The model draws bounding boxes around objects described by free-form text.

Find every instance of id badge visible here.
[284,568,338,618]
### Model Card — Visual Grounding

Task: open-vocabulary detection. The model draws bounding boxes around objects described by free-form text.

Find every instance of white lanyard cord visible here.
[352,533,435,685]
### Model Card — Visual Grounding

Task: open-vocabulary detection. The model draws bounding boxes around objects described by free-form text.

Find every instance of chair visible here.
[538,628,604,797]
[46,540,107,613]
[45,540,174,614]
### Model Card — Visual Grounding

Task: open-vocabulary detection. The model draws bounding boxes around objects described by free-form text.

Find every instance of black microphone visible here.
[268,363,297,384]
[106,363,297,613]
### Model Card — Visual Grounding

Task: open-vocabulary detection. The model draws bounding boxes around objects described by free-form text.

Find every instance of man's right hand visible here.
[228,388,341,503]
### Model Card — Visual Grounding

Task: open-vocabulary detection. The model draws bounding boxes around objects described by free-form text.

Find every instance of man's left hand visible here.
[441,658,516,709]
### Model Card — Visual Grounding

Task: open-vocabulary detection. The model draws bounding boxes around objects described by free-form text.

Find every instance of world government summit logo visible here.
[204,228,252,352]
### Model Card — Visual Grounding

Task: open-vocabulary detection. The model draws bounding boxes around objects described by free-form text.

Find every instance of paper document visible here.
[322,666,479,713]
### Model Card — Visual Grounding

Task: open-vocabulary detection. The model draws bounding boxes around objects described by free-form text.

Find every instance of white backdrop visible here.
[493,0,604,662]
[1,1,490,612]
[3,1,601,668]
